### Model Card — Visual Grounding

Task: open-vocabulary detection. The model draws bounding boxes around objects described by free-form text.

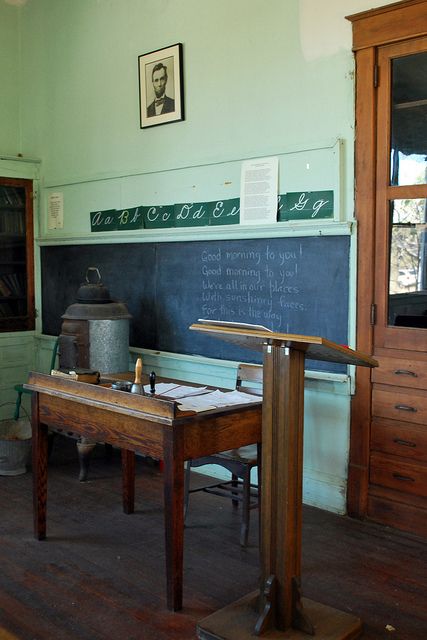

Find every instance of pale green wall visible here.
[17,0,395,203]
[21,0,357,193]
[1,0,398,512]
[0,2,21,155]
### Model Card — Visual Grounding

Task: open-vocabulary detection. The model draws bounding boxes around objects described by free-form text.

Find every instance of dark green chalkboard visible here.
[41,235,350,372]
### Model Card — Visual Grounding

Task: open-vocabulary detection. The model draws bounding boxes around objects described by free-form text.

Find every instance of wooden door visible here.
[347,1,427,538]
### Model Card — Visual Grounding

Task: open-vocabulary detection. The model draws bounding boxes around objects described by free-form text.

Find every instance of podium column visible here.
[256,343,311,633]
[197,340,363,640]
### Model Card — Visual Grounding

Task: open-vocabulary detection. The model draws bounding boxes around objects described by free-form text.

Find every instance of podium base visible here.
[197,591,362,640]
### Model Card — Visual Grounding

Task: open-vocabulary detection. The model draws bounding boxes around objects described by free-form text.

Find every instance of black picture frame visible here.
[138,43,184,129]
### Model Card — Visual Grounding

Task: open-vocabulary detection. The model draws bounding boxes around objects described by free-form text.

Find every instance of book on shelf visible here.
[51,368,101,383]
[0,187,24,207]
[0,278,12,297]
[0,210,25,234]
[0,273,24,296]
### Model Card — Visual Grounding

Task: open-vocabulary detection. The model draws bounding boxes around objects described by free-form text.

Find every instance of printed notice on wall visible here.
[240,156,279,224]
[48,192,64,230]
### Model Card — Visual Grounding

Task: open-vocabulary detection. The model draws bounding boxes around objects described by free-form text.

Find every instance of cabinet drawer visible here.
[370,452,427,498]
[371,418,427,462]
[372,356,427,390]
[372,386,427,425]
[367,492,427,538]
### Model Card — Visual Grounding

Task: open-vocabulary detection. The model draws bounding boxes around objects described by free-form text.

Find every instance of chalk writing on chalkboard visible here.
[153,236,349,371]
[196,243,305,329]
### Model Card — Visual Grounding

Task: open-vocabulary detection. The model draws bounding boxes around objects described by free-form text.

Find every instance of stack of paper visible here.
[142,382,261,413]
[178,389,261,413]
[142,382,208,398]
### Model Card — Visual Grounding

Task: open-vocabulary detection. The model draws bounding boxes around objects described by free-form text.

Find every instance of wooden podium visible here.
[189,324,378,640]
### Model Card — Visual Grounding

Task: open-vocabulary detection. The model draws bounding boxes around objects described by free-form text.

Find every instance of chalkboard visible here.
[41,236,350,372]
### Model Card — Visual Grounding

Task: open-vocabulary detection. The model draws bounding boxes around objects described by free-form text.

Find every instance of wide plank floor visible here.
[0,435,426,640]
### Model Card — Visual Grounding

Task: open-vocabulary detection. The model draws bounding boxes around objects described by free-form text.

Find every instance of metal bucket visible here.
[0,404,31,476]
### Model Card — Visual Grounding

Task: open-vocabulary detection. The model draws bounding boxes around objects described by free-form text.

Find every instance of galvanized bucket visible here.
[0,403,31,476]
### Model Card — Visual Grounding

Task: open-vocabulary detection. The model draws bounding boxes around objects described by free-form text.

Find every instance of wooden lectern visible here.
[190,323,378,640]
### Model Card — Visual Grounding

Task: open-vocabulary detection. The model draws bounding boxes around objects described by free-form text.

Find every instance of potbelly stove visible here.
[57,267,132,480]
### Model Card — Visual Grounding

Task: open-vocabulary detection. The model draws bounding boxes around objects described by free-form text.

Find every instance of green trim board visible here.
[90,192,333,232]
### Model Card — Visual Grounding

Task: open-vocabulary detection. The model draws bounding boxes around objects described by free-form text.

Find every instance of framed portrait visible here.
[138,43,184,129]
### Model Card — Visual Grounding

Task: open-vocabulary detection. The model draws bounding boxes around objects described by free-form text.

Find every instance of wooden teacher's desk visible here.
[25,372,262,612]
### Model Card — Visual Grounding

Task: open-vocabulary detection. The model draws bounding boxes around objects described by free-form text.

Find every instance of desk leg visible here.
[31,393,48,541]
[163,429,184,611]
[122,449,135,514]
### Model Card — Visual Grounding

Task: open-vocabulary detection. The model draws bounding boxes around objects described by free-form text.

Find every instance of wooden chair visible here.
[184,363,262,547]
[14,339,59,420]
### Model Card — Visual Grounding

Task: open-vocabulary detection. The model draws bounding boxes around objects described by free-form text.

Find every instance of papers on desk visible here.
[178,389,261,413]
[141,382,261,413]
[142,382,208,398]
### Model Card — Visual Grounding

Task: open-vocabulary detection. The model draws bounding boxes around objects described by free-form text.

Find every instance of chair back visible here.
[50,338,59,372]
[236,363,263,396]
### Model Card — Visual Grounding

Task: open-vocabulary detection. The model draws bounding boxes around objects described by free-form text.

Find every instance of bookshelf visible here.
[0,177,35,332]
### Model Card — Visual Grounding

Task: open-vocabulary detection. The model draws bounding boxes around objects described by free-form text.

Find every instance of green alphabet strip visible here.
[209,198,240,226]
[91,198,241,232]
[278,191,334,221]
[90,209,119,232]
[116,207,144,229]
[143,204,176,229]
[90,191,333,232]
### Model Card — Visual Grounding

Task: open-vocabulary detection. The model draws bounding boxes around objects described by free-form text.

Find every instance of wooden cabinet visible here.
[0,177,35,332]
[348,1,427,538]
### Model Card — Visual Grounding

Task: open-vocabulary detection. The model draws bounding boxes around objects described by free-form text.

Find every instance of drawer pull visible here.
[394,369,418,377]
[394,404,417,413]
[393,438,416,448]
[392,473,415,483]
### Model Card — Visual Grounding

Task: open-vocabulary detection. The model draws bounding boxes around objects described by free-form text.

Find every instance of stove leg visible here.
[77,439,96,481]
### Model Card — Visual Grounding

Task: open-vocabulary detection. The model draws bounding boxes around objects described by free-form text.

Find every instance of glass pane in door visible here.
[390,51,427,186]
[388,198,427,327]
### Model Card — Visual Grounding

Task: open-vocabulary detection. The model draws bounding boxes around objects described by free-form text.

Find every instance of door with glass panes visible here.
[368,37,427,536]
[374,39,427,349]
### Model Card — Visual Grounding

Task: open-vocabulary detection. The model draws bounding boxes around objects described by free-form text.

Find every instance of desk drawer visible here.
[371,418,427,462]
[370,452,427,499]
[372,356,427,390]
[372,386,427,425]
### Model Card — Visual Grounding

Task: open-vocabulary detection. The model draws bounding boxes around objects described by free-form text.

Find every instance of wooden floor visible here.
[0,436,426,640]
